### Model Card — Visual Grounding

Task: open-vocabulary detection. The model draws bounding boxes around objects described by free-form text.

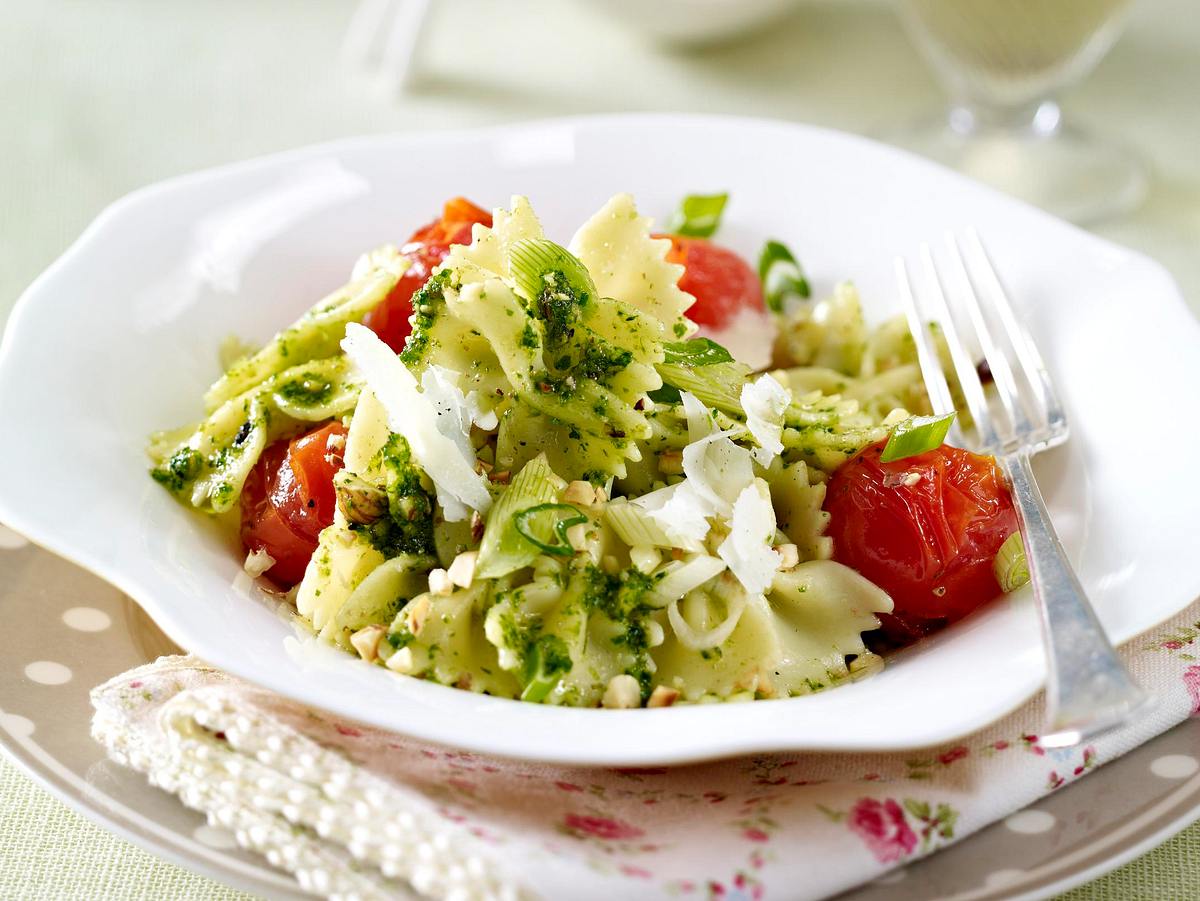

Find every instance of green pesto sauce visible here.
[150,447,203,493]
[351,435,435,558]
[578,563,659,698]
[277,372,335,407]
[399,271,450,367]
[519,322,540,350]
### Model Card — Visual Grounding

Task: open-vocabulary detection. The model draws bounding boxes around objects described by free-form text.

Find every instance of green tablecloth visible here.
[3,0,1197,896]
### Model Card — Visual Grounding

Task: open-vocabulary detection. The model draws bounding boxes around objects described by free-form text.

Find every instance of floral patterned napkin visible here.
[91,603,1200,901]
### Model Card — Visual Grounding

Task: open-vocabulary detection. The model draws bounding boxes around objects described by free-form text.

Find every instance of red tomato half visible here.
[660,235,765,330]
[824,440,1018,646]
[362,197,493,352]
[240,421,348,587]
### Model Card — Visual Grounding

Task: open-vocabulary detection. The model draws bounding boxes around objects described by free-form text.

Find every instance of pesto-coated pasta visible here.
[151,192,950,709]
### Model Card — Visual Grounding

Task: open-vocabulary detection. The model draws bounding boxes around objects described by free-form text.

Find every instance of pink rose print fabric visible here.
[1184,665,1200,715]
[93,606,1200,901]
[847,799,918,863]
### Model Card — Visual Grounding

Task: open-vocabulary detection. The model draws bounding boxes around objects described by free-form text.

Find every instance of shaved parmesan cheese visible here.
[637,481,712,547]
[681,430,754,518]
[340,323,491,522]
[647,389,757,544]
[718,479,781,594]
[419,364,499,465]
[680,390,715,443]
[741,374,791,467]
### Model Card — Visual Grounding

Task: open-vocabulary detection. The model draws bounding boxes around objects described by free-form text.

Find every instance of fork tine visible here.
[941,235,1032,451]
[964,230,1067,440]
[894,257,956,420]
[916,245,1000,451]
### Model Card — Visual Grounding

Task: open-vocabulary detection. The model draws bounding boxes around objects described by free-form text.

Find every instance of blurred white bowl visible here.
[579,0,803,46]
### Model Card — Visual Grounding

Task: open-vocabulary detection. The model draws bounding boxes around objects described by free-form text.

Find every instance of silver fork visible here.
[896,230,1150,748]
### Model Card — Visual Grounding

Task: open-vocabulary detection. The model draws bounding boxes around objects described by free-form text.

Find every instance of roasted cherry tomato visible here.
[824,440,1018,646]
[362,197,493,352]
[240,421,348,587]
[660,235,765,330]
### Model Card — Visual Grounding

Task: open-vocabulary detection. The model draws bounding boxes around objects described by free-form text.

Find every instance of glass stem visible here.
[947,97,1063,139]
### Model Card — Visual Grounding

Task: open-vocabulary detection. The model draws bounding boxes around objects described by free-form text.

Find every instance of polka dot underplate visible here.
[0,534,1197,899]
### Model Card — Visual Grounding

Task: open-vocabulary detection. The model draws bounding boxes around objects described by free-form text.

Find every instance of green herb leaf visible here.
[993,531,1030,593]
[520,634,573,703]
[647,384,683,405]
[666,193,729,238]
[879,412,956,463]
[513,503,587,558]
[662,338,735,366]
[758,240,811,313]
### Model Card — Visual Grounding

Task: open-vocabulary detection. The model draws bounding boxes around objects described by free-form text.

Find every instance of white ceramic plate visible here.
[1,114,1198,765]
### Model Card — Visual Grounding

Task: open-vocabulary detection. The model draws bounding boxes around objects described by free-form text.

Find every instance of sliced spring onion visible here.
[520,634,573,703]
[879,412,956,463]
[513,503,587,558]
[757,240,811,313]
[475,454,563,580]
[655,360,751,415]
[994,531,1030,593]
[667,587,747,651]
[665,192,728,238]
[605,498,704,552]
[650,555,727,606]
[662,337,734,366]
[509,238,596,304]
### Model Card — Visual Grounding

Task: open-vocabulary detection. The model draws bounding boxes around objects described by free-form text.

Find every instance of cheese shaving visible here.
[638,481,712,547]
[340,323,491,522]
[718,479,781,594]
[741,374,791,467]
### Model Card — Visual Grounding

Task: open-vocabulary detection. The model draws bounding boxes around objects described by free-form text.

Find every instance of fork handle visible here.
[999,451,1149,746]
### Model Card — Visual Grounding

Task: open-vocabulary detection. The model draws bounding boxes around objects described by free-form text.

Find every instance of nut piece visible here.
[647,685,679,708]
[427,569,454,597]
[563,480,597,506]
[446,551,478,589]
[602,674,642,709]
[566,522,589,552]
[406,594,433,635]
[385,647,416,674]
[243,547,276,578]
[658,450,684,475]
[333,470,388,525]
[774,543,800,570]
[644,620,665,648]
[349,624,386,662]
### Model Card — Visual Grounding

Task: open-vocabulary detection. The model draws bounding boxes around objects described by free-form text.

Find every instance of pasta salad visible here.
[149,193,1026,708]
